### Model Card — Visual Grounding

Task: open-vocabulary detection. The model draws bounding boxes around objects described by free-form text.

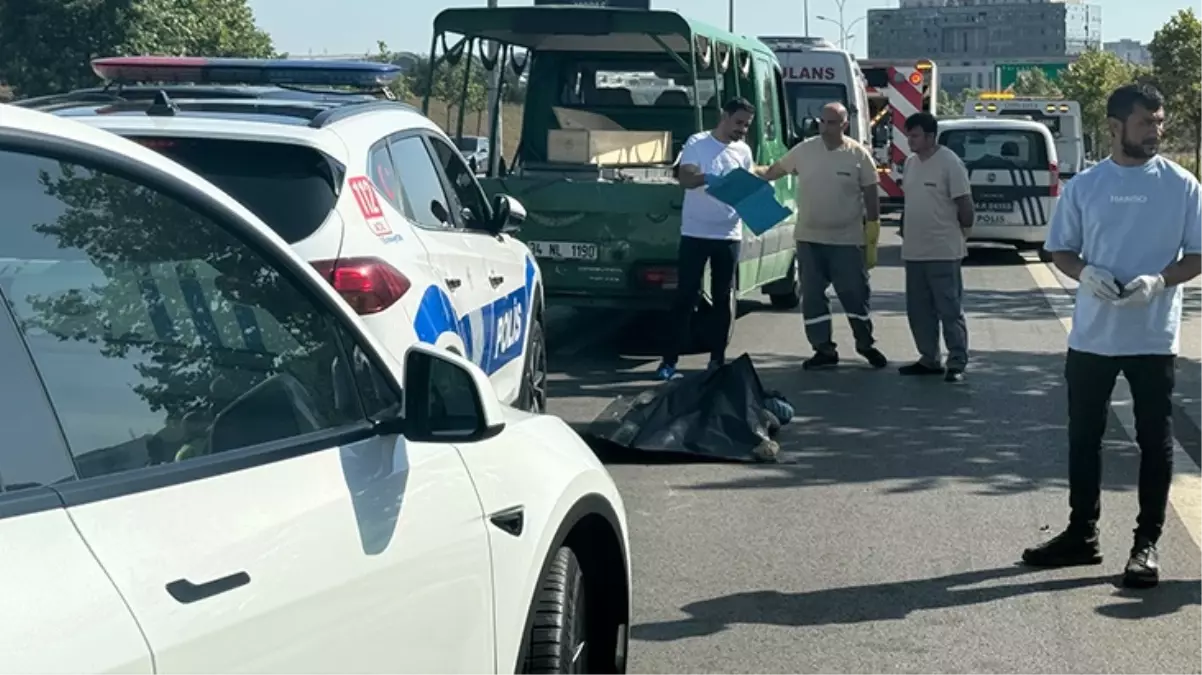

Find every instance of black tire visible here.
[522,547,589,674]
[768,257,801,310]
[518,315,547,414]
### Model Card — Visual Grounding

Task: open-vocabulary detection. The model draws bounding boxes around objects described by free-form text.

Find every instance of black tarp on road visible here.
[585,353,788,462]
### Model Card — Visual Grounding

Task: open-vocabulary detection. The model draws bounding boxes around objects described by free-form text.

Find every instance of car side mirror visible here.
[402,343,505,443]
[489,193,527,234]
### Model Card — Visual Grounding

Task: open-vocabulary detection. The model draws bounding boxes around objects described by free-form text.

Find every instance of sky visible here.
[247,0,1183,58]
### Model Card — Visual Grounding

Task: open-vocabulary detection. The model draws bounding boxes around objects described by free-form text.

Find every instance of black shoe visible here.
[857,347,888,369]
[803,352,839,370]
[1022,528,1103,567]
[945,367,965,383]
[898,361,944,376]
[1122,538,1160,588]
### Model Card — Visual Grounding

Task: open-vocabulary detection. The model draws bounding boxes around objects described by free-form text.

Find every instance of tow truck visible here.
[964,92,1087,179]
[857,58,938,210]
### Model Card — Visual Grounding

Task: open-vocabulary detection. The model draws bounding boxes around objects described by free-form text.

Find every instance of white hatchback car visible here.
[24,57,548,412]
[0,103,629,673]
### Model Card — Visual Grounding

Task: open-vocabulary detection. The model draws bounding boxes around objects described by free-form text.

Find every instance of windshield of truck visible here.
[785,82,847,136]
[557,60,717,108]
[998,109,1062,138]
[940,129,1050,171]
[453,137,482,152]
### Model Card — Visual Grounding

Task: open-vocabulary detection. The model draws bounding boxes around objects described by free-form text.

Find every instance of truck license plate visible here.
[529,241,599,261]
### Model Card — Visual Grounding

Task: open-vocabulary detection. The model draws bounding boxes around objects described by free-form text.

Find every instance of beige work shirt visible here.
[779,136,879,246]
[901,145,973,261]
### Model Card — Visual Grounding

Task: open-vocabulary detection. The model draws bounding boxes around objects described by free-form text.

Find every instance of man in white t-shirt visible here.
[656,97,756,381]
[1023,83,1202,589]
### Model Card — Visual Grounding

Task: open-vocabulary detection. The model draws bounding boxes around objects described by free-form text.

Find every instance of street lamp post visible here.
[816,0,865,51]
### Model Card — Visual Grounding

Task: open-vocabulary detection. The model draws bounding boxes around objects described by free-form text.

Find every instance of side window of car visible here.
[388,135,457,230]
[756,59,778,143]
[428,136,493,230]
[367,140,411,219]
[0,149,368,481]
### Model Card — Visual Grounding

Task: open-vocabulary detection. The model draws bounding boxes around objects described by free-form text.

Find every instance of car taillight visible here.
[311,257,411,315]
[638,266,678,290]
[1049,162,1060,197]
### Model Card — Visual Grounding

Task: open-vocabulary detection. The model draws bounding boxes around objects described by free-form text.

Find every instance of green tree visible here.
[1058,49,1136,157]
[1149,8,1202,174]
[1012,68,1063,98]
[0,0,275,98]
[374,40,412,100]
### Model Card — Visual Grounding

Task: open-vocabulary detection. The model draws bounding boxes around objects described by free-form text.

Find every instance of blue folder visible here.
[704,168,793,236]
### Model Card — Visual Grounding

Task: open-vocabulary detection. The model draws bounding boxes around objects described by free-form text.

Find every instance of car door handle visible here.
[445,277,462,290]
[166,571,251,604]
[488,274,504,288]
[489,505,524,537]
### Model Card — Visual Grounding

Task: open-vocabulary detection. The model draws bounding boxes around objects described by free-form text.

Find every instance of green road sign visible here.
[996,62,1069,90]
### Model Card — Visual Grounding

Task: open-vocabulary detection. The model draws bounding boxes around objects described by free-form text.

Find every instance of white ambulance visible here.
[758,37,871,148]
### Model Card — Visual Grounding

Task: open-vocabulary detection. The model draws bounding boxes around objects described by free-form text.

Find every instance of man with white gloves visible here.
[1022,83,1202,589]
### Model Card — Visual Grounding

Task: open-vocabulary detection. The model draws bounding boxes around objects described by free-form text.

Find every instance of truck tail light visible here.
[1049,163,1060,197]
[311,257,411,315]
[637,266,678,290]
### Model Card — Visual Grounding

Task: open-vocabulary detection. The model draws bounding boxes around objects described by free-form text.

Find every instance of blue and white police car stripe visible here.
[412,256,538,376]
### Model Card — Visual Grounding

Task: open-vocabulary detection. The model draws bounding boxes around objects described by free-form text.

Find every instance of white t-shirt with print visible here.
[677,132,754,241]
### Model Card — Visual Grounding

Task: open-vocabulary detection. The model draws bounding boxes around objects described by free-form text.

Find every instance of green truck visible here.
[427,6,801,343]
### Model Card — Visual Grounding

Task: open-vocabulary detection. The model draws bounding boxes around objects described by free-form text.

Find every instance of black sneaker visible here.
[857,347,888,369]
[945,367,965,383]
[1122,538,1160,588]
[898,361,944,376]
[803,352,839,370]
[1021,528,1103,567]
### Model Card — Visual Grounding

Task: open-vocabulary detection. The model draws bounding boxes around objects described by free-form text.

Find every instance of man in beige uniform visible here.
[759,102,887,370]
[898,111,975,383]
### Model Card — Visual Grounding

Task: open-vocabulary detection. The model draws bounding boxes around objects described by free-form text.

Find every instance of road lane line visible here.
[1026,258,1202,549]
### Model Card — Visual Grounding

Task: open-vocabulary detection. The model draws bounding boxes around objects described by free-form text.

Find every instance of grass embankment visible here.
[406,95,525,162]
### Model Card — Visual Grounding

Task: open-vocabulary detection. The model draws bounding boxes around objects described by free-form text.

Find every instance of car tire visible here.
[518,315,547,414]
[522,546,589,674]
[768,257,801,310]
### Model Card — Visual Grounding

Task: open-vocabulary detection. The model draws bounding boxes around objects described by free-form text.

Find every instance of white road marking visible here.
[1025,255,1202,549]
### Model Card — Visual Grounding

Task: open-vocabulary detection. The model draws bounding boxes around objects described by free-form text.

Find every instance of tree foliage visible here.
[0,0,275,98]
[1012,68,1063,98]
[1058,49,1138,154]
[1149,8,1202,172]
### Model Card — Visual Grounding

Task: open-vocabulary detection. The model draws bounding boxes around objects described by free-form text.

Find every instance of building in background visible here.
[1104,39,1151,65]
[867,0,1102,95]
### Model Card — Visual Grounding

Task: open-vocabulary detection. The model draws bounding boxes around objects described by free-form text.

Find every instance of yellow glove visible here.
[864,219,881,269]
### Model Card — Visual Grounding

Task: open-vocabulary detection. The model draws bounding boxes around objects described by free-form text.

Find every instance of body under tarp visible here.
[585,354,790,462]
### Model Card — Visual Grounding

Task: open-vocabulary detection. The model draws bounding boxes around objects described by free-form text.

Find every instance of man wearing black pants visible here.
[657,98,756,380]
[1023,84,1202,588]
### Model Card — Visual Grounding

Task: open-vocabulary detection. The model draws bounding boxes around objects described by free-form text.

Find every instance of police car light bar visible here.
[90,56,404,88]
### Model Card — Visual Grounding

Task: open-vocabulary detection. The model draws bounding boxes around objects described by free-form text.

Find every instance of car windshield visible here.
[940,129,1050,172]
[129,137,342,244]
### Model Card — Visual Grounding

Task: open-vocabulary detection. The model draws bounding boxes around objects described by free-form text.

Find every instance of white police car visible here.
[22,57,548,412]
[0,101,629,673]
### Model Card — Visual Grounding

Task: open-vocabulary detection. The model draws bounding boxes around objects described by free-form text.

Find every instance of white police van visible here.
[21,57,549,412]
[937,117,1060,260]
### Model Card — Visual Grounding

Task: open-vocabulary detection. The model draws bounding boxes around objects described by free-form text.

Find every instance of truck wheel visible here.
[768,257,801,310]
[521,547,589,674]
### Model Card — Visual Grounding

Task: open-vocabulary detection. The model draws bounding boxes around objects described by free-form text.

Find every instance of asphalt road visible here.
[544,228,1202,674]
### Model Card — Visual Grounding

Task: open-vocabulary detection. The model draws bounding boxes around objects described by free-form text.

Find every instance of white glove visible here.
[1115,274,1166,306]
[1079,265,1122,302]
